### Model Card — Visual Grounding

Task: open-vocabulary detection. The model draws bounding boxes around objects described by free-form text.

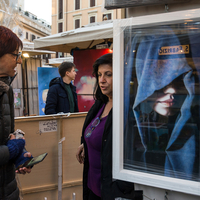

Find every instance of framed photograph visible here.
[113,8,200,196]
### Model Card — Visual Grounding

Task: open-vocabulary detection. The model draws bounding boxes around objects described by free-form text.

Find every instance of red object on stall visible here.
[74,49,112,112]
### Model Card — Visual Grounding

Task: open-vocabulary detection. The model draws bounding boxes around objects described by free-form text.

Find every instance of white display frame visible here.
[113,8,200,196]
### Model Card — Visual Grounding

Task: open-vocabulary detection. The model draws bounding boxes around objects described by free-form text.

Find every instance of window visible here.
[31,34,35,41]
[75,0,80,10]
[58,23,63,33]
[60,52,64,58]
[58,0,63,19]
[46,54,49,63]
[26,32,28,39]
[75,19,80,29]
[56,52,64,58]
[90,16,95,23]
[90,0,95,7]
[103,13,111,21]
[37,37,40,39]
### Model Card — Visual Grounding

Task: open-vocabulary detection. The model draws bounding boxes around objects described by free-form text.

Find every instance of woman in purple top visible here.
[76,53,143,200]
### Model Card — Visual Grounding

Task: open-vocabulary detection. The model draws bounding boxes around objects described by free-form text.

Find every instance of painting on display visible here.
[13,88,21,108]
[38,67,60,115]
[113,10,200,195]
[74,48,113,112]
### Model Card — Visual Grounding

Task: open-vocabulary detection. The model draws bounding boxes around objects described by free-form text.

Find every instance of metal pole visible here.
[24,58,29,116]
[58,137,65,200]
[72,193,76,200]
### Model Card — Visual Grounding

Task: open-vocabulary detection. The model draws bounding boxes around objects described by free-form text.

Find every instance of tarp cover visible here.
[34,21,113,53]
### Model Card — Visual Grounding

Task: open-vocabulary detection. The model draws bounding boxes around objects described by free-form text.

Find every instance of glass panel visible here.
[123,22,200,182]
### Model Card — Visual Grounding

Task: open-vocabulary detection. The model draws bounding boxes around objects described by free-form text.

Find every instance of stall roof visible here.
[34,20,113,53]
[48,57,74,67]
[22,49,56,56]
[22,42,56,56]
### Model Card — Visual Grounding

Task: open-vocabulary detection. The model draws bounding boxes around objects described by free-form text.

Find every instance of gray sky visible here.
[24,0,52,24]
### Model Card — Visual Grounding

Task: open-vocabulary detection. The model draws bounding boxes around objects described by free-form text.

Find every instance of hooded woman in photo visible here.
[124,27,199,181]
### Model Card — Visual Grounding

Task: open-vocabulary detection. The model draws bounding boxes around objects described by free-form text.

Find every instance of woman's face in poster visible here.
[151,78,188,116]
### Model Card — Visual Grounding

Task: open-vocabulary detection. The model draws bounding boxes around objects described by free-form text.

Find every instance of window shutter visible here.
[26,32,28,39]
[90,0,95,7]
[75,19,80,29]
[75,0,80,10]
[58,23,63,33]
[90,16,95,23]
[59,0,63,19]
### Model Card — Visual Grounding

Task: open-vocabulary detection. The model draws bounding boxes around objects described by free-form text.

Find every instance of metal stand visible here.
[58,137,65,200]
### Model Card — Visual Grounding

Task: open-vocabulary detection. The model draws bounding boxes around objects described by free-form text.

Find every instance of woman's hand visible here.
[15,152,32,175]
[76,144,84,164]
[9,134,16,140]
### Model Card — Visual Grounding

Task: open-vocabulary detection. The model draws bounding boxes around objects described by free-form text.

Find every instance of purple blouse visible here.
[84,104,107,197]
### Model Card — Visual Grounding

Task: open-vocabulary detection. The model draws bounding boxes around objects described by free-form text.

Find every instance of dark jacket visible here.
[0,77,19,200]
[82,100,143,200]
[45,77,79,115]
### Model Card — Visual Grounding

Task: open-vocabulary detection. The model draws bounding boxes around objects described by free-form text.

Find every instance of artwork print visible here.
[38,67,60,115]
[13,88,21,108]
[123,25,200,182]
[74,48,112,112]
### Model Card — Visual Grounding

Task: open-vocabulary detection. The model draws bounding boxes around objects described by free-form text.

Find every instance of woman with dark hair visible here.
[76,53,143,200]
[0,26,32,200]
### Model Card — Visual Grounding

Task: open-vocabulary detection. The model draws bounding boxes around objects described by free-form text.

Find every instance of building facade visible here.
[51,0,125,34]
[18,9,51,42]
[0,0,51,41]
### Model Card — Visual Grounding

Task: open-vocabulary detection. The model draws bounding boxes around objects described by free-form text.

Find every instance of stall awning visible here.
[34,20,113,53]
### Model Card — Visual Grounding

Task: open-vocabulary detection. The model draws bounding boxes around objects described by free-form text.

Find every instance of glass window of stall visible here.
[113,9,200,196]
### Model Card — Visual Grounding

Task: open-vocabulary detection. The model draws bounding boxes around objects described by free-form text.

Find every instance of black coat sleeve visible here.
[114,180,143,200]
[0,145,10,166]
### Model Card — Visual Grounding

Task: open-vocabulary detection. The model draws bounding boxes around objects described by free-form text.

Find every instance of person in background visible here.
[0,26,32,200]
[76,53,143,200]
[45,62,79,115]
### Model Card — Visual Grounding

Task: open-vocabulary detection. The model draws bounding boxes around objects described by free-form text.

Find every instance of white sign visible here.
[96,44,108,49]
[39,120,57,133]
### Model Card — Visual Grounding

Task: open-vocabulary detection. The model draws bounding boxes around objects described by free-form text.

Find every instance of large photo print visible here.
[123,24,200,182]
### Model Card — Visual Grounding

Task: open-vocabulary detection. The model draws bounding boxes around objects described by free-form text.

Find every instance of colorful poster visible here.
[13,88,21,108]
[74,48,112,112]
[38,67,60,115]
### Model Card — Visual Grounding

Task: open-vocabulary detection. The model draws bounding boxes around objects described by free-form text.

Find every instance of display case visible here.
[113,8,200,195]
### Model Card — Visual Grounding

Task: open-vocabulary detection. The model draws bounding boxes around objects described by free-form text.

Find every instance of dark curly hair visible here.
[0,26,23,58]
[92,53,112,103]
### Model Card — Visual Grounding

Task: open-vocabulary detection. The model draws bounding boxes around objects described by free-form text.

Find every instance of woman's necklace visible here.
[100,101,112,119]
[100,110,110,119]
